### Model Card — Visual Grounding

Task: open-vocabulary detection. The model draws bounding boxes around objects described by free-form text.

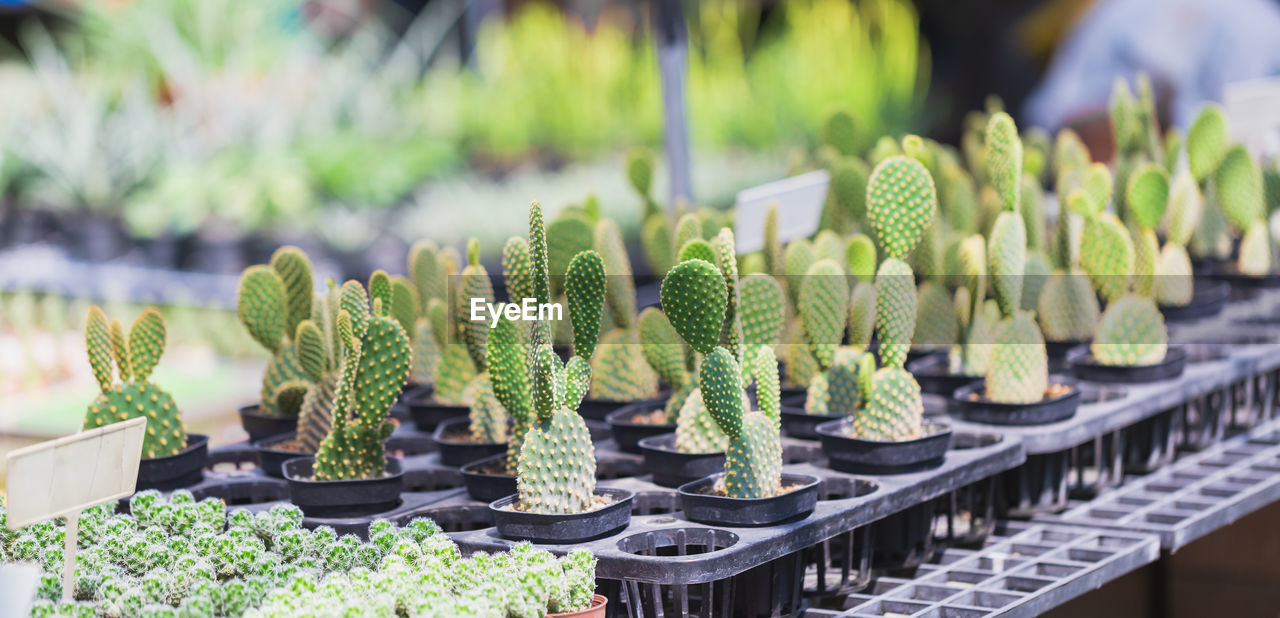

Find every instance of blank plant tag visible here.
[1224,77,1280,160]
[734,169,830,254]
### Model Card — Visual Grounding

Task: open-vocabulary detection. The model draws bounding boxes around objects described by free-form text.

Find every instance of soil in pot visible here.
[283,456,405,518]
[952,380,1081,425]
[432,417,507,467]
[605,403,675,454]
[490,488,633,543]
[546,594,607,618]
[678,473,821,526]
[817,419,951,474]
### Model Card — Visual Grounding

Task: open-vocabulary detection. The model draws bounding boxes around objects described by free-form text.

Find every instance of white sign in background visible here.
[5,417,147,603]
[1224,76,1280,162]
[734,169,830,254]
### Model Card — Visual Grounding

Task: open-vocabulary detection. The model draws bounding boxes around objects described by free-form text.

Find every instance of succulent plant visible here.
[312,272,410,482]
[1091,295,1168,366]
[1215,145,1271,275]
[407,241,449,385]
[700,347,782,498]
[82,306,186,458]
[237,247,315,417]
[291,281,353,452]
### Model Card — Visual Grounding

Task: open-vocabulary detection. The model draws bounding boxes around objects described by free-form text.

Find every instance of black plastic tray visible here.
[579,392,668,421]
[403,385,470,431]
[780,407,844,441]
[951,379,1081,425]
[459,453,516,503]
[283,456,406,518]
[238,405,297,442]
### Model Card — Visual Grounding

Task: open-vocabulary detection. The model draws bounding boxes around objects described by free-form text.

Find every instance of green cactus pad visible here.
[127,308,166,382]
[1238,219,1272,276]
[988,212,1028,317]
[297,373,338,452]
[739,274,784,347]
[528,201,552,306]
[867,156,938,260]
[516,407,597,514]
[590,328,659,401]
[1155,245,1195,306]
[722,412,783,499]
[783,239,816,307]
[1126,163,1170,231]
[914,281,959,350]
[674,389,730,454]
[638,307,689,391]
[700,347,745,440]
[852,367,923,442]
[798,259,850,370]
[846,234,878,283]
[679,239,716,263]
[465,374,507,444]
[984,112,1023,211]
[565,250,607,360]
[642,214,675,281]
[848,282,877,349]
[1091,295,1167,366]
[487,315,532,427]
[503,236,534,308]
[1081,214,1135,303]
[270,246,314,338]
[874,258,917,369]
[660,259,728,356]
[85,306,114,393]
[1187,104,1229,182]
[1038,267,1100,342]
[238,266,287,354]
[1215,145,1264,231]
[595,219,636,331]
[409,240,443,314]
[1166,172,1203,248]
[986,311,1049,404]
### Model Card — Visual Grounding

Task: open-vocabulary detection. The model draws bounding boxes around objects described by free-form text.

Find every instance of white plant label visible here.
[1224,77,1280,160]
[734,169,830,254]
[5,417,147,602]
[0,564,41,618]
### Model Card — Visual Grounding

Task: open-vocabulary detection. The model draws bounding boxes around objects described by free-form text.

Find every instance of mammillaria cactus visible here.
[83,306,186,458]
[312,272,411,482]
[238,247,314,417]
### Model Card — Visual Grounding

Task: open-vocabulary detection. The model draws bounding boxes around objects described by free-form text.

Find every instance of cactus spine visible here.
[238,247,314,417]
[701,347,782,498]
[83,306,186,458]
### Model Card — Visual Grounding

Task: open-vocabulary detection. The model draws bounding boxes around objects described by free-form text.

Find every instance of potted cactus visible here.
[1067,168,1186,382]
[489,216,634,544]
[282,273,412,518]
[605,306,691,453]
[429,238,512,467]
[815,154,952,473]
[399,241,470,430]
[235,246,315,442]
[82,306,207,491]
[638,229,781,487]
[951,113,1081,425]
[677,342,820,526]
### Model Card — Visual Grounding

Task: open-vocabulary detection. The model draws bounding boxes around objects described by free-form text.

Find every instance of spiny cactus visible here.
[823,109,858,157]
[642,213,675,279]
[846,234,877,283]
[1215,145,1271,275]
[700,347,781,499]
[595,218,636,331]
[853,365,924,441]
[590,328,659,400]
[799,260,850,371]
[292,281,355,452]
[313,274,411,481]
[986,311,1048,404]
[83,306,186,458]
[1080,212,1134,304]
[805,347,868,415]
[914,280,958,351]
[848,282,876,349]
[408,241,447,384]
[874,258,917,369]
[1038,267,1100,342]
[1091,295,1168,366]
[626,147,659,220]
[1187,104,1229,183]
[949,234,992,374]
[639,307,692,423]
[740,274,785,349]
[238,247,314,417]
[867,157,937,261]
[763,203,784,277]
[548,215,595,298]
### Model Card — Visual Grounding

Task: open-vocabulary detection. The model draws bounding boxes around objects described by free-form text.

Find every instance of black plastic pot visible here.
[404,386,470,431]
[1069,345,1187,383]
[1209,263,1280,289]
[951,380,1081,425]
[780,407,844,441]
[578,392,669,421]
[459,453,517,502]
[253,432,308,478]
[905,353,981,397]
[432,418,507,467]
[137,434,209,491]
[1045,339,1089,373]
[490,488,634,543]
[637,434,726,487]
[677,473,821,526]
[1158,279,1229,322]
[605,403,676,454]
[283,456,405,518]
[238,405,297,442]
[816,419,951,474]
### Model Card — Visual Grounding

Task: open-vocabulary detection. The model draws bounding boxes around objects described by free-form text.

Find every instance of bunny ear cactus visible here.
[293,282,352,452]
[84,307,186,458]
[799,260,850,371]
[313,276,411,481]
[1155,173,1202,305]
[1187,104,1229,183]
[639,307,693,423]
[408,242,445,384]
[763,203,784,277]
[806,347,867,415]
[515,342,598,513]
[1126,164,1171,297]
[783,239,817,310]
[848,282,876,349]
[1091,295,1168,366]
[590,328,659,401]
[740,274,785,349]
[846,234,877,283]
[458,239,494,371]
[1215,145,1271,275]
[626,147,659,220]
[700,348,782,499]
[238,247,315,417]
[853,366,924,442]
[914,281,959,351]
[1038,267,1100,343]
[595,218,636,331]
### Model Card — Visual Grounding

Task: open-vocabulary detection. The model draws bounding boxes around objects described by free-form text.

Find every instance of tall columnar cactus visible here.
[700,347,782,499]
[83,306,186,458]
[516,246,608,514]
[982,112,1049,404]
[313,273,411,481]
[237,246,314,417]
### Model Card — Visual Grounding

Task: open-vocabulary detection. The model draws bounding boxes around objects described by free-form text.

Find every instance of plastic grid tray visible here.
[1038,419,1280,552]
[800,521,1160,618]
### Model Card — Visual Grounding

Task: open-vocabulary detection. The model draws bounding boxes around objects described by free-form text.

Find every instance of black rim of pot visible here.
[136,434,210,491]
[780,406,845,441]
[1158,278,1229,321]
[252,431,308,479]
[816,419,952,474]
[1068,345,1188,383]
[405,385,471,431]
[636,433,726,488]
[489,487,634,543]
[605,402,676,454]
[905,352,983,396]
[282,456,405,518]
[677,473,821,527]
[431,417,508,467]
[459,452,517,503]
[237,405,298,443]
[951,378,1082,426]
[578,390,670,421]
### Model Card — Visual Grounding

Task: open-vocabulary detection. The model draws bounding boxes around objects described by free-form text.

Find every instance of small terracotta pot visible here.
[546,594,607,617]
